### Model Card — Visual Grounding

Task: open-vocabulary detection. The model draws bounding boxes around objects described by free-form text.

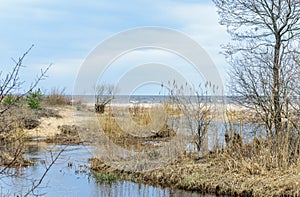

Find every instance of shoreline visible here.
[90,151,300,197]
[23,105,300,196]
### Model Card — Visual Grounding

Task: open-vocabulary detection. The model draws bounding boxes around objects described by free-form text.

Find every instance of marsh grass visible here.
[225,107,300,171]
[91,139,300,196]
[93,171,118,183]
[78,103,191,172]
[88,103,300,196]
[95,104,176,150]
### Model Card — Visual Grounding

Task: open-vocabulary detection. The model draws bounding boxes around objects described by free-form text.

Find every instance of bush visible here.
[26,89,42,109]
[2,94,17,107]
[44,87,71,105]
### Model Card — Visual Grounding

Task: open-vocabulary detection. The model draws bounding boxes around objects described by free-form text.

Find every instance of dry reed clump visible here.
[44,87,71,106]
[224,133,300,171]
[85,104,184,172]
[226,108,261,124]
[128,105,151,125]
[96,105,176,150]
[162,102,181,118]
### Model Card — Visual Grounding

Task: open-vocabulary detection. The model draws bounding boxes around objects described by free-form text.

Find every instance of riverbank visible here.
[2,142,209,197]
[90,149,300,196]
[86,103,300,196]
[7,104,300,196]
[25,105,75,138]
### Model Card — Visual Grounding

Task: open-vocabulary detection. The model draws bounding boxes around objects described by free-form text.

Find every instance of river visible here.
[0,142,215,197]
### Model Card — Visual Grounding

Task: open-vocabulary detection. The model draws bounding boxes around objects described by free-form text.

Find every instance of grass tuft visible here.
[93,172,117,183]
[44,87,71,106]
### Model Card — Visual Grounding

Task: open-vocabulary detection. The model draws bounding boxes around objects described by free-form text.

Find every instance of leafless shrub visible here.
[44,87,71,106]
[166,81,218,154]
[0,45,51,114]
[94,84,114,113]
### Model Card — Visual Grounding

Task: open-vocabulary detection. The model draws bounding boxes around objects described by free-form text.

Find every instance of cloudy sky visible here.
[0,0,229,95]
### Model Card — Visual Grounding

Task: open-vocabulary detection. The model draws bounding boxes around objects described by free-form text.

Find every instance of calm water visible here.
[72,95,228,105]
[0,143,214,197]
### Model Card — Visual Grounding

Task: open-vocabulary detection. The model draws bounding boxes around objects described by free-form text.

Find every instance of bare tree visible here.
[213,0,300,136]
[94,84,114,113]
[167,81,217,154]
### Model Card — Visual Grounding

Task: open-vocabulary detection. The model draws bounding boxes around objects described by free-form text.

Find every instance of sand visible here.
[26,106,76,138]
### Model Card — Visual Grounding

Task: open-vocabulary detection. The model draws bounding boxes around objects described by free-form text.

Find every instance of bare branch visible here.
[94,84,115,113]
[24,147,66,197]
[0,46,52,114]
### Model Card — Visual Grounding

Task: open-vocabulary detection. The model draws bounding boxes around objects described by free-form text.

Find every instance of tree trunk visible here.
[95,104,105,113]
[273,38,282,135]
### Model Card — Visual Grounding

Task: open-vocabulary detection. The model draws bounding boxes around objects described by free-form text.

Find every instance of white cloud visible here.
[161,1,230,87]
[0,0,230,94]
[98,48,205,86]
[19,58,83,94]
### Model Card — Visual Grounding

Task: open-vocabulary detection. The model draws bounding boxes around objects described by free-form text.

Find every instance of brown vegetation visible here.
[44,87,71,106]
[0,105,63,167]
[97,105,175,150]
[88,100,300,196]
[90,132,300,196]
[45,124,83,144]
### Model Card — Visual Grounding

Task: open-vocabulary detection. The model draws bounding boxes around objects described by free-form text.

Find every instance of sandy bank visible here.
[25,106,76,138]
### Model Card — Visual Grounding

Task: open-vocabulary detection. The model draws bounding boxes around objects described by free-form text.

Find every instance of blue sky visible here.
[0,0,229,95]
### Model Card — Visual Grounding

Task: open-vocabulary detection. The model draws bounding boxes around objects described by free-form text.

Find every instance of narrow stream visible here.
[0,142,215,197]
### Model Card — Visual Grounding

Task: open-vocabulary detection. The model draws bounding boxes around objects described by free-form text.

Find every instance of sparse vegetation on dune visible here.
[0,46,77,176]
[0,46,52,170]
[44,87,71,106]
[0,97,70,167]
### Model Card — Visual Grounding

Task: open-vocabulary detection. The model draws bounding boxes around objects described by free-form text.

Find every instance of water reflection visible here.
[95,181,209,197]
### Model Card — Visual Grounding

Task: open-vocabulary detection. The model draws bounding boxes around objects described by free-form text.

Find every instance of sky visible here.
[0,0,230,95]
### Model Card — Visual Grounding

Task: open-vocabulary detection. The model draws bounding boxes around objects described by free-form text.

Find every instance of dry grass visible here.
[78,103,189,172]
[88,103,300,196]
[0,109,33,167]
[96,104,176,150]
[90,137,300,196]
[226,107,260,124]
[3,99,296,196]
[45,124,84,144]
[44,87,71,106]
[0,103,75,168]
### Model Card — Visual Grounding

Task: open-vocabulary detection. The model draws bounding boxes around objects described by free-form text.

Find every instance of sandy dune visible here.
[26,106,76,138]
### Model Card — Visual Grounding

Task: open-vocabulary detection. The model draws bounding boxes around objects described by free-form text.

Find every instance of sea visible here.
[71,95,233,105]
